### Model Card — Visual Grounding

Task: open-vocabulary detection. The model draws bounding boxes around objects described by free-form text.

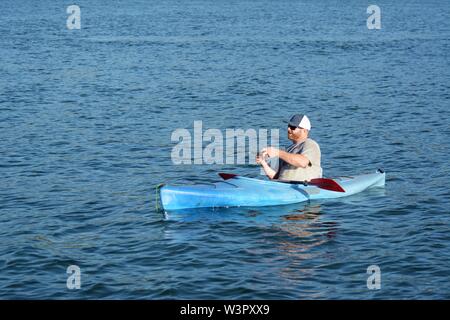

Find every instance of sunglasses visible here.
[288,125,299,130]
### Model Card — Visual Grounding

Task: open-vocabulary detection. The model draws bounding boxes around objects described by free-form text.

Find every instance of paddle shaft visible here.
[219,173,345,193]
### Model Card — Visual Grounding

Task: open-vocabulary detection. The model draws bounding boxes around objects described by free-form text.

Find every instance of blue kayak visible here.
[158,170,386,211]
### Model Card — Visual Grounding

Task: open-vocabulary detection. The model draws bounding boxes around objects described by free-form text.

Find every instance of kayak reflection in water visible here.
[256,114,323,182]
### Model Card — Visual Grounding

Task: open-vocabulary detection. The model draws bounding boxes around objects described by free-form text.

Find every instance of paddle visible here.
[292,178,346,193]
[218,173,238,180]
[218,173,345,193]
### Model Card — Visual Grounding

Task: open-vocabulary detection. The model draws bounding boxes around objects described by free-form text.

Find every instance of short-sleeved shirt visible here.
[273,138,322,182]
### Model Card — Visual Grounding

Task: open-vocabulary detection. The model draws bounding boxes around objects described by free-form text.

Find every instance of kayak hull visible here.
[159,170,385,211]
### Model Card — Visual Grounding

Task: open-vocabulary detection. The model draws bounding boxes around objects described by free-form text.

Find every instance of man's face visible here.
[287,125,307,141]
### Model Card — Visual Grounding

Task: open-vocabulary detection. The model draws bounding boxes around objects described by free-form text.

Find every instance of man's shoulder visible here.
[305,138,320,149]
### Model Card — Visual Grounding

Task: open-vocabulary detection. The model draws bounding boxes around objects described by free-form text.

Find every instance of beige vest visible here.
[277,138,322,182]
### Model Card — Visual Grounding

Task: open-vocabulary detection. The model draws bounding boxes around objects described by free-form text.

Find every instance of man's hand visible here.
[256,150,268,165]
[261,147,280,158]
[256,149,277,179]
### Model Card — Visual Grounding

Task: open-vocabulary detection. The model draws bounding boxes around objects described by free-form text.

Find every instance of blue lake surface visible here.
[1,0,449,299]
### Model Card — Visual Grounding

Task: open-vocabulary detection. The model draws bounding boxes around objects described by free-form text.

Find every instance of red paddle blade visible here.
[218,173,238,180]
[309,178,346,193]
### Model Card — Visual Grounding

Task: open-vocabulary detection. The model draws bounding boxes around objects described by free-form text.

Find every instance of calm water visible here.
[1,0,449,299]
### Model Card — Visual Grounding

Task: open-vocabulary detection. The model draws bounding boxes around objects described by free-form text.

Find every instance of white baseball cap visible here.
[287,114,311,130]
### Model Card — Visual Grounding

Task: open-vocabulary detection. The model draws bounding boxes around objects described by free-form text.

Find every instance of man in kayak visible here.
[256,114,323,182]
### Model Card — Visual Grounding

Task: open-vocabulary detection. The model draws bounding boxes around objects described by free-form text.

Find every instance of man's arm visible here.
[260,159,277,179]
[256,152,277,179]
[263,147,311,168]
[278,150,311,168]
